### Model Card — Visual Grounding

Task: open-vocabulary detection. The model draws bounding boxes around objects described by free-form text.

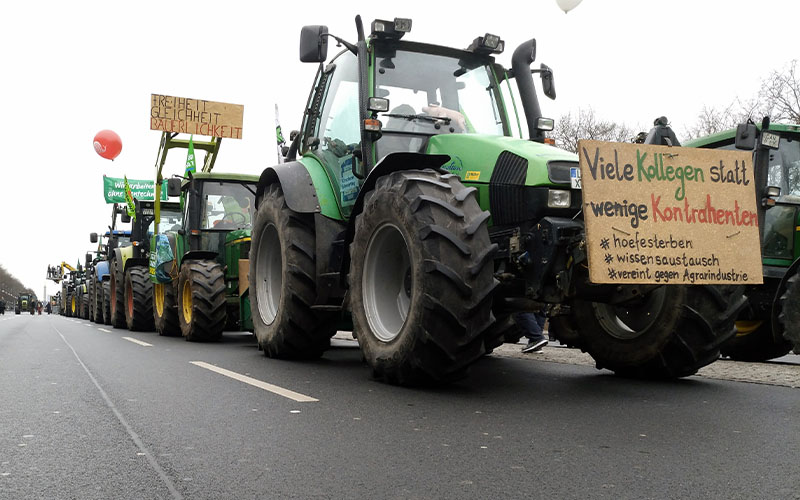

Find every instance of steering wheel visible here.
[214,212,248,228]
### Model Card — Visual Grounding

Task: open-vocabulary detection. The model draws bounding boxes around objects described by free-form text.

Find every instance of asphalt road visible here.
[1,314,798,500]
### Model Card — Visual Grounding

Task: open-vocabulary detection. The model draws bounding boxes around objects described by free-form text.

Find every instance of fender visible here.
[95,261,109,282]
[256,161,322,213]
[771,257,800,342]
[339,152,450,279]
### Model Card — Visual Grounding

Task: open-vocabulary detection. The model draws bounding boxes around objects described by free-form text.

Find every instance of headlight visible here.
[547,189,571,208]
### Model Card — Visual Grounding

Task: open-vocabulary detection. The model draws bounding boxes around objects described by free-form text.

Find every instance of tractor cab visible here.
[169,171,257,265]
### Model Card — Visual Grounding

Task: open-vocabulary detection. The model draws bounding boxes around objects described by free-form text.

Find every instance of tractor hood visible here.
[426,134,578,186]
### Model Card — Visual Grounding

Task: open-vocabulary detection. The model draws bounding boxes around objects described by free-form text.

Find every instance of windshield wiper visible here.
[381,113,451,125]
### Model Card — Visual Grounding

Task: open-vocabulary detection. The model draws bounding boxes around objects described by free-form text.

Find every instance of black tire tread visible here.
[178,260,227,342]
[125,266,155,331]
[250,183,336,359]
[350,169,497,385]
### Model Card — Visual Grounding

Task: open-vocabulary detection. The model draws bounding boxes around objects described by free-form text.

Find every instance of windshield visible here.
[767,134,800,199]
[202,181,256,230]
[374,45,505,136]
[148,207,182,234]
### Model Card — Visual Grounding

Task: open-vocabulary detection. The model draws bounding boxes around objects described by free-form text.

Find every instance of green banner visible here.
[103,176,167,203]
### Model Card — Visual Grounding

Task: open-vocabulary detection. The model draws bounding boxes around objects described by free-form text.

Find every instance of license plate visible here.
[761,131,780,149]
[570,167,582,189]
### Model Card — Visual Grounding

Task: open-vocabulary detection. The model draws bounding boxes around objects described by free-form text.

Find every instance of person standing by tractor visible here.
[514,311,548,353]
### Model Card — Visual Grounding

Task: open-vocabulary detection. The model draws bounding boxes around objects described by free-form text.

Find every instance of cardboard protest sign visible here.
[150,94,243,139]
[578,140,763,285]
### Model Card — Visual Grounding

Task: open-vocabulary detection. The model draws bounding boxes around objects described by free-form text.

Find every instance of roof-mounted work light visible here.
[371,18,412,39]
[467,33,505,54]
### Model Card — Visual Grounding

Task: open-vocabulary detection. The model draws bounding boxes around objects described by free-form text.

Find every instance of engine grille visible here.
[489,151,529,225]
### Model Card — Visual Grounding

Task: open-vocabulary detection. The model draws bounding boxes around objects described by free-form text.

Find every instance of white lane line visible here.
[122,337,153,347]
[98,328,111,333]
[50,324,182,499]
[190,361,318,403]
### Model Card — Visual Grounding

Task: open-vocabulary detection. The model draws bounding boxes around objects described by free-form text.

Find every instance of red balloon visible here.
[93,129,122,160]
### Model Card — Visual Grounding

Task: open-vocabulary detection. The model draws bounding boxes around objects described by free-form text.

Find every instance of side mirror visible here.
[735,122,757,150]
[167,178,182,197]
[300,25,329,63]
[90,232,98,243]
[540,64,556,100]
[121,212,132,224]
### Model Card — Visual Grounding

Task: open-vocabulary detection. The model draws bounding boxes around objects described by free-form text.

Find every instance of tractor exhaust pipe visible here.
[512,39,544,143]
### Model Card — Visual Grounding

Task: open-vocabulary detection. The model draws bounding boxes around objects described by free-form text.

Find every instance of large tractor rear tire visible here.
[570,285,745,378]
[779,272,800,354]
[178,260,226,341]
[350,170,497,385]
[109,260,126,328]
[124,266,154,331]
[102,281,112,325]
[154,282,180,336]
[250,183,336,359]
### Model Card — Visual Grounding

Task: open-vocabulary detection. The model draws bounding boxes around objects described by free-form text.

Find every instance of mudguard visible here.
[95,261,110,282]
[256,161,320,213]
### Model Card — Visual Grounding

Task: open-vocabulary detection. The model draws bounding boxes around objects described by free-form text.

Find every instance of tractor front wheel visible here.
[109,260,126,328]
[571,285,745,378]
[178,260,226,341]
[124,267,154,331]
[250,183,336,358]
[349,170,497,385]
[154,282,180,336]
[102,281,112,325]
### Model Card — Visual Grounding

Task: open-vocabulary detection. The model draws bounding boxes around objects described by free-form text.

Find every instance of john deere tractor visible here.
[150,133,256,341]
[686,119,800,360]
[248,17,745,384]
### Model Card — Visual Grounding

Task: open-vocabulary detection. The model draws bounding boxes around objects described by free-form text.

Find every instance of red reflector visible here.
[191,229,201,235]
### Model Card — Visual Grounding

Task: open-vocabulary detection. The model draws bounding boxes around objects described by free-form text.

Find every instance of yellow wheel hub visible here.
[155,284,165,316]
[735,320,763,336]
[182,281,192,324]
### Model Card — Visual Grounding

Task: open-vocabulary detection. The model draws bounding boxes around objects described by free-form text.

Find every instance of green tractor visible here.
[150,133,256,341]
[686,119,800,360]
[248,17,746,384]
[16,293,34,315]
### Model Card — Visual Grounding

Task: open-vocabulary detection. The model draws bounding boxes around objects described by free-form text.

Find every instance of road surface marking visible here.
[51,324,182,499]
[190,361,318,402]
[123,337,153,347]
[98,328,111,333]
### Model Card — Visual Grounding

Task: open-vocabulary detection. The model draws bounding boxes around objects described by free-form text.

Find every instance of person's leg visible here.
[513,312,548,352]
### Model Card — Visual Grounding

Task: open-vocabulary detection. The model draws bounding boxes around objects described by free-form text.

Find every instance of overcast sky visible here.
[1,0,798,299]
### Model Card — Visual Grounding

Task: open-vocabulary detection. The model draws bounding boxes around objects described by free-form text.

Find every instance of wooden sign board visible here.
[150,94,243,139]
[578,140,763,285]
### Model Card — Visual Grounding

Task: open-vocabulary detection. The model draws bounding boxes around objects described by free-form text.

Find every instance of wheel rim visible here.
[182,280,192,324]
[591,287,667,340]
[154,284,165,317]
[126,278,133,318]
[362,223,412,342]
[255,222,281,325]
[71,297,76,314]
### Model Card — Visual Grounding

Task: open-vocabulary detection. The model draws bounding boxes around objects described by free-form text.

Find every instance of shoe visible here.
[521,339,548,353]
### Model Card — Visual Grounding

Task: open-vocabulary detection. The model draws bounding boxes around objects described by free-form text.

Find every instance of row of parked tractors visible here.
[51,17,798,385]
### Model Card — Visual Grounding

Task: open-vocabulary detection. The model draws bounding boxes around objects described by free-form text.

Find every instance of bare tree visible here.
[551,107,635,153]
[760,60,800,123]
